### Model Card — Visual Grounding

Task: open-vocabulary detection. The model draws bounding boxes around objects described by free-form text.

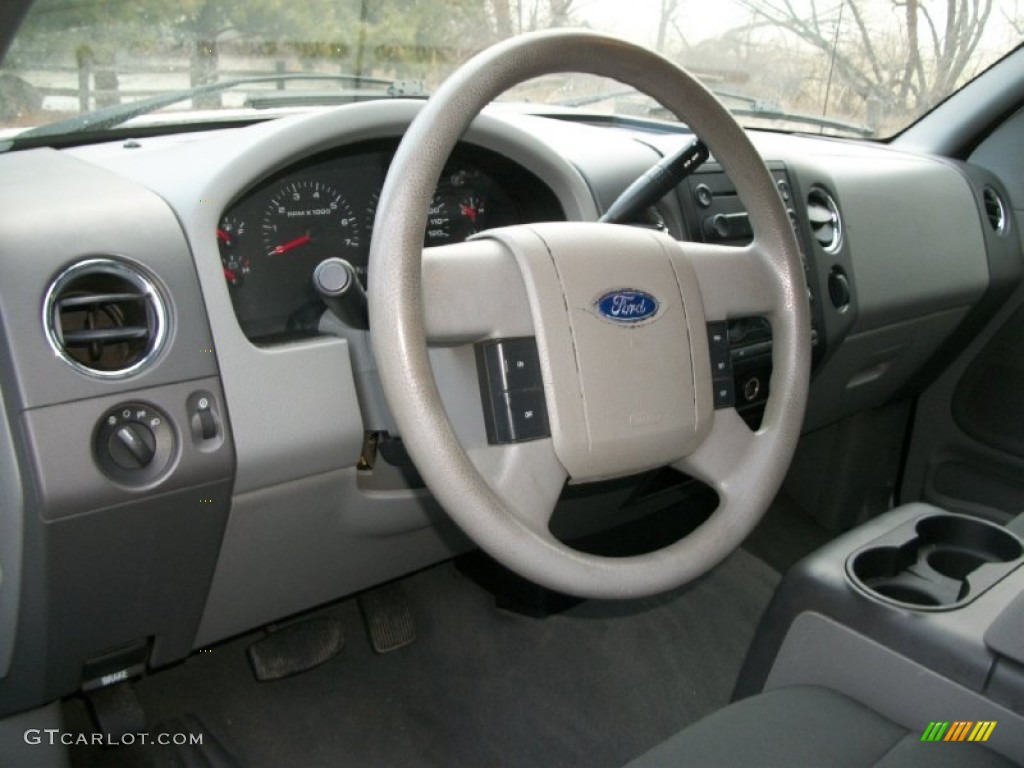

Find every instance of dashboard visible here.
[218,140,562,339]
[0,97,1020,720]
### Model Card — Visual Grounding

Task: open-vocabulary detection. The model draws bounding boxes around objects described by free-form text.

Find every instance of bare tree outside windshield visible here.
[731,0,1012,134]
[0,0,1020,138]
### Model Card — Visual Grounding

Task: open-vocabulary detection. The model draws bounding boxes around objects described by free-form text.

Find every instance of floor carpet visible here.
[743,494,832,574]
[66,548,780,768]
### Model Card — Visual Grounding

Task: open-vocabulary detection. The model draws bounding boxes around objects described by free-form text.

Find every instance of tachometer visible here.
[262,181,360,262]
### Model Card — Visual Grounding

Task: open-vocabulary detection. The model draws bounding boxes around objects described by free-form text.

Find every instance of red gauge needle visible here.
[271,234,312,255]
[216,228,232,245]
[223,267,237,281]
[459,203,477,222]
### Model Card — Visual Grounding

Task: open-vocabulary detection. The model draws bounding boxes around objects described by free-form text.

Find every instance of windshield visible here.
[1,0,1020,141]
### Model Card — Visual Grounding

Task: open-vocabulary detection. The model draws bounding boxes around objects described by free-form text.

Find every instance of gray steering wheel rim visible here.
[368,29,810,599]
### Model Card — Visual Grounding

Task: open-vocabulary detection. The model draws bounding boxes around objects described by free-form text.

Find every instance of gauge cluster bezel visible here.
[217,138,564,342]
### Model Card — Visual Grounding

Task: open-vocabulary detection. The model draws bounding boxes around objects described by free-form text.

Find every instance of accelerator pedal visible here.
[246,616,344,682]
[358,583,417,653]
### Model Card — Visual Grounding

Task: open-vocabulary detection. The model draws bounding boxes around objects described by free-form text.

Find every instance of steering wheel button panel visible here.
[477,338,550,444]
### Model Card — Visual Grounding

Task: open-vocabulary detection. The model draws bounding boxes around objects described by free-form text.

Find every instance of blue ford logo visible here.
[595,290,659,323]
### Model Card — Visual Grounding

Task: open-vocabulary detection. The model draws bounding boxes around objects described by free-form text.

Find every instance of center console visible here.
[735,503,1024,764]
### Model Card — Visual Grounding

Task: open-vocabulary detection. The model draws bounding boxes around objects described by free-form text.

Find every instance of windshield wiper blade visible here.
[707,90,875,137]
[553,86,874,138]
[243,79,427,110]
[724,106,874,137]
[16,73,425,140]
[553,88,637,108]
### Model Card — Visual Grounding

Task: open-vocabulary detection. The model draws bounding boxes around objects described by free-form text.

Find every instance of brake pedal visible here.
[153,714,242,767]
[358,583,417,653]
[85,682,146,739]
[246,616,344,682]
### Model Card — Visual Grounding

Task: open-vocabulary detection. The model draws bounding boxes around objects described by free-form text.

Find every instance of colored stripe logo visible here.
[921,721,996,742]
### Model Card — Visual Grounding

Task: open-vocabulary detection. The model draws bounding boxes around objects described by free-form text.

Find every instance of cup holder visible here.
[916,515,1023,562]
[926,550,988,581]
[847,514,1024,610]
[870,583,943,607]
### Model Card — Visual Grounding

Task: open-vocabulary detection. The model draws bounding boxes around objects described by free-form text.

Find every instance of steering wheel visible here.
[368,30,810,599]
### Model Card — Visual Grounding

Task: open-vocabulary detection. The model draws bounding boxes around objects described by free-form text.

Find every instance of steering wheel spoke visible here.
[673,407,758,493]
[679,240,778,322]
[422,240,534,343]
[465,439,567,532]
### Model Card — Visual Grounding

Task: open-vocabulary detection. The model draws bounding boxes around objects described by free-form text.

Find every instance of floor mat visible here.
[66,549,779,768]
[743,494,832,574]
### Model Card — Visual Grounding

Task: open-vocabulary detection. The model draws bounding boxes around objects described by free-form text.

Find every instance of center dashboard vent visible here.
[982,186,1008,236]
[44,259,167,378]
[807,187,843,253]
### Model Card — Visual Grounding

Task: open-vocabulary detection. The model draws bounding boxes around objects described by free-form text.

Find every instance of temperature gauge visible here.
[217,215,251,287]
[456,195,487,237]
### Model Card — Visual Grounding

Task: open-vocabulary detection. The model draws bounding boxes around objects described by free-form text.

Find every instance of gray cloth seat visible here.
[626,684,1017,767]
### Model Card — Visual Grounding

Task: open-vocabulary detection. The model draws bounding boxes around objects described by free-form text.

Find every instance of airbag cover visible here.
[480,223,712,482]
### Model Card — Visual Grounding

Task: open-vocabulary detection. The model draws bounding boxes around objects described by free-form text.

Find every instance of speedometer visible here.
[364,190,453,254]
[262,180,360,262]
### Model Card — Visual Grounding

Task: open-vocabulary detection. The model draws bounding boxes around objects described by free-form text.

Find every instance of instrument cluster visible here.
[217,139,562,340]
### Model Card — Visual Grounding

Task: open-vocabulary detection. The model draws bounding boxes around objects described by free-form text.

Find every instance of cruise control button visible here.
[707,322,732,376]
[712,377,735,409]
[479,338,542,392]
[504,389,550,441]
[707,322,729,355]
[497,338,542,391]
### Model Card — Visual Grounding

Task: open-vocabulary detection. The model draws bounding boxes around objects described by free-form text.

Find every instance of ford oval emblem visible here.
[595,290,659,324]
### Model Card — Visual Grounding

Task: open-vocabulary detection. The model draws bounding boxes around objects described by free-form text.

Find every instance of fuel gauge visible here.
[217,215,251,287]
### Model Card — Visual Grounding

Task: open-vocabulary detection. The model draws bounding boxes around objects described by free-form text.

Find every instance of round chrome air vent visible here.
[807,187,843,253]
[982,186,1008,236]
[43,258,168,378]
